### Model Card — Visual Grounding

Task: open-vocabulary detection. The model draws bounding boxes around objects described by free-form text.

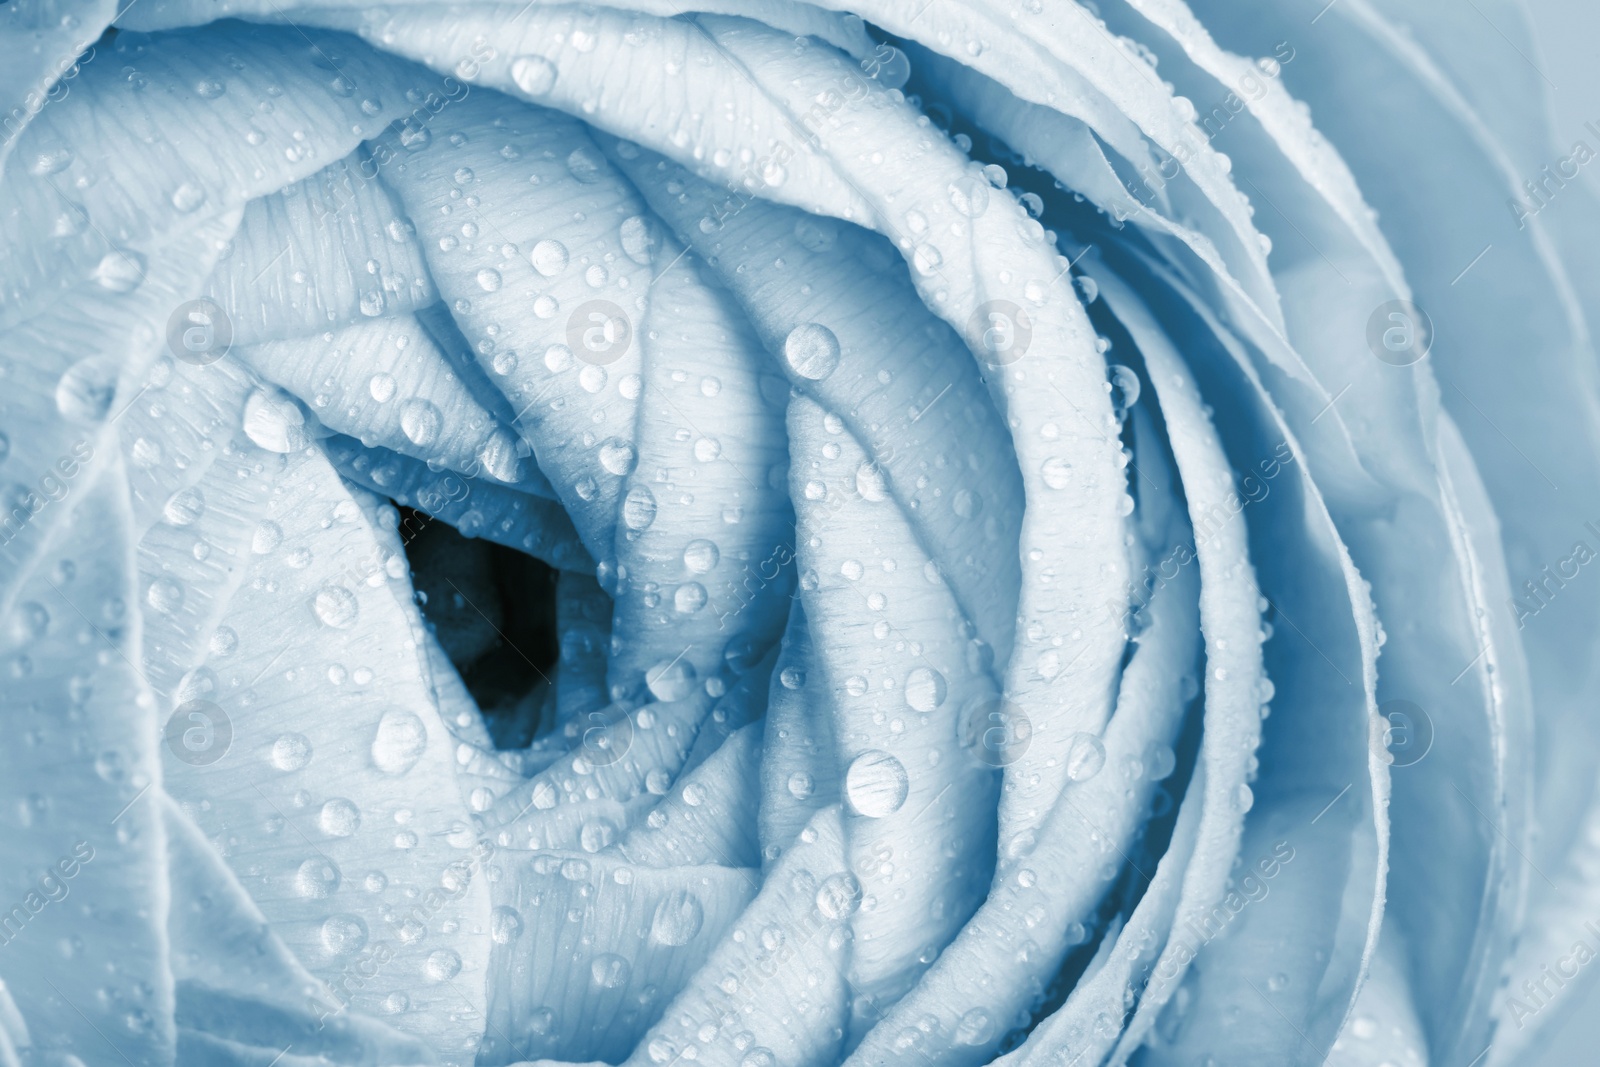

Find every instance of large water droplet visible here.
[845,750,909,818]
[855,462,888,502]
[673,582,707,614]
[645,657,697,702]
[319,798,361,837]
[904,668,947,713]
[93,249,145,292]
[1065,732,1106,782]
[320,914,367,955]
[622,486,658,531]
[531,239,569,277]
[425,948,462,981]
[163,488,205,527]
[146,577,184,614]
[567,146,604,184]
[293,857,340,898]
[784,323,841,381]
[511,55,558,95]
[252,520,283,555]
[599,438,637,476]
[399,398,442,446]
[372,709,428,775]
[1109,363,1141,418]
[948,175,991,217]
[682,539,719,574]
[243,386,311,453]
[55,358,118,424]
[491,905,524,944]
[649,889,704,946]
[953,1009,994,1046]
[271,733,313,771]
[590,951,631,988]
[620,215,656,265]
[312,585,358,629]
[1040,456,1073,490]
[477,427,522,482]
[815,872,863,919]
[171,182,207,214]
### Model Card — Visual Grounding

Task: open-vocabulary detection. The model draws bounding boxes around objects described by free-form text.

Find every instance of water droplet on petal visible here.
[171,182,207,214]
[477,427,522,482]
[622,486,657,531]
[682,539,719,574]
[93,249,145,292]
[948,175,990,217]
[673,582,707,614]
[243,386,312,453]
[491,905,524,944]
[531,239,569,276]
[511,55,558,95]
[56,358,118,424]
[399,398,443,446]
[845,750,909,817]
[855,462,888,502]
[620,215,656,264]
[271,733,312,771]
[1040,456,1073,490]
[650,889,704,945]
[371,709,428,775]
[904,667,947,712]
[784,323,840,381]
[312,585,358,629]
[567,146,604,183]
[319,798,361,837]
[163,488,205,527]
[591,951,632,987]
[294,857,340,898]
[1065,733,1106,781]
[599,438,637,476]
[646,657,697,702]
[425,948,462,981]
[146,577,184,614]
[953,1009,994,1046]
[815,872,862,919]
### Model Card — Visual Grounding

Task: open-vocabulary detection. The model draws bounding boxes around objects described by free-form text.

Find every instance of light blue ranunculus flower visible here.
[1,1,1596,1064]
